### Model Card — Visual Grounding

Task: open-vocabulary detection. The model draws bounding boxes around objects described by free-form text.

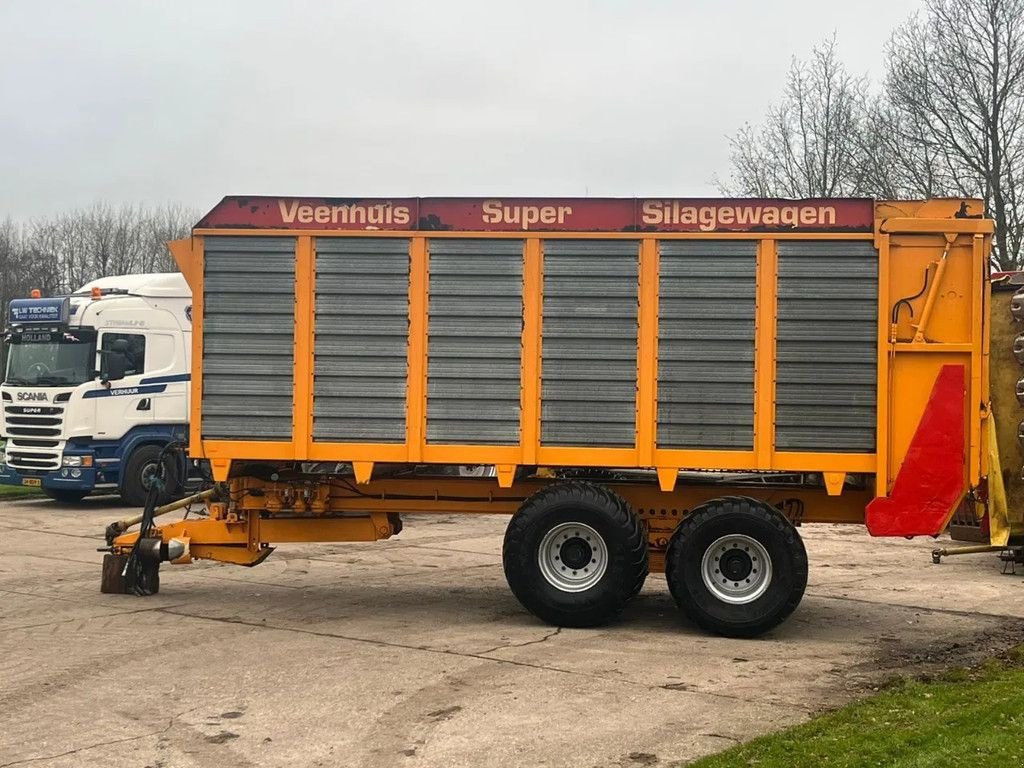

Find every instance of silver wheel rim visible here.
[700,534,773,605]
[140,462,160,490]
[537,522,608,593]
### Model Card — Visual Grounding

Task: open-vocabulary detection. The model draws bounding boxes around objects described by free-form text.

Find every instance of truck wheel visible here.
[503,482,648,627]
[665,497,807,638]
[43,488,89,504]
[121,445,180,508]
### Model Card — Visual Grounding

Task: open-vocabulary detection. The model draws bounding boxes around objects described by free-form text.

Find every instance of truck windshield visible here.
[4,332,96,387]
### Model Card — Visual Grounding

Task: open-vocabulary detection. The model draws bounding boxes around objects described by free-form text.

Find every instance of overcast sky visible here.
[0,0,922,220]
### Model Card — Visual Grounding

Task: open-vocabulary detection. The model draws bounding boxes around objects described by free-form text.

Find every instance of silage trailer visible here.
[101,195,998,637]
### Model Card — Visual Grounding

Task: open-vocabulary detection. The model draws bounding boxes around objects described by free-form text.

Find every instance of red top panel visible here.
[197,196,875,233]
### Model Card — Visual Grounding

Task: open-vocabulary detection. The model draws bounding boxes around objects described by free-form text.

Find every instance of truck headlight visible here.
[62,456,84,467]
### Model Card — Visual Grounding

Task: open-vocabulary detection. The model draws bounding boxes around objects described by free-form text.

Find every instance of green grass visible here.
[0,483,43,499]
[689,647,1024,768]
[0,439,43,498]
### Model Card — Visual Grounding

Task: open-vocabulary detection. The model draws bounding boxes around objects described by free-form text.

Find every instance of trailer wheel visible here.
[666,497,807,638]
[503,482,648,627]
[121,445,180,508]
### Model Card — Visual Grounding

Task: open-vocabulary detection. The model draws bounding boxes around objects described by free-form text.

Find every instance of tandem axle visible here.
[101,467,874,637]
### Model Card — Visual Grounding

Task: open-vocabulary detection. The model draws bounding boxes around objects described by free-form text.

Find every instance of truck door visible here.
[143,331,186,424]
[94,331,154,439]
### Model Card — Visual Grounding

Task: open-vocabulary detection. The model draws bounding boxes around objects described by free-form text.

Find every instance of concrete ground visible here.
[1,496,1022,768]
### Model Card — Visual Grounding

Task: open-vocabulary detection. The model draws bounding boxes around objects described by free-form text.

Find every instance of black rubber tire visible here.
[503,481,648,627]
[120,445,180,508]
[43,488,89,504]
[666,496,807,638]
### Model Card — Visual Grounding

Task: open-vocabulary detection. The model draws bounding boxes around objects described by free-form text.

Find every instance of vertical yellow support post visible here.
[636,238,659,466]
[980,234,992,481]
[969,233,986,485]
[753,239,777,467]
[293,236,314,459]
[521,238,542,465]
[407,237,428,462]
[874,234,891,495]
[189,236,206,459]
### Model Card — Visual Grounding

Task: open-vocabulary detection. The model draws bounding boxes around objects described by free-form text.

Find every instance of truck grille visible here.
[3,405,64,471]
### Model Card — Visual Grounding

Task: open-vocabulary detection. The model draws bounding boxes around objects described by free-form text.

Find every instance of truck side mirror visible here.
[97,351,127,382]
[105,356,127,382]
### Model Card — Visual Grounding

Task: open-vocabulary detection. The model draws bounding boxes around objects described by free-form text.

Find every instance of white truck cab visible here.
[1,274,192,505]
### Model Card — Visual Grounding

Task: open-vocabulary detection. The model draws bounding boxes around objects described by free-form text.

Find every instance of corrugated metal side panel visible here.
[657,241,756,449]
[775,240,878,452]
[313,238,410,443]
[202,237,296,440]
[541,240,639,447]
[427,239,523,444]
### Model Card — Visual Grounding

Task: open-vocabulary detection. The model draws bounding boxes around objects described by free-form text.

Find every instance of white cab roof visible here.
[75,273,190,299]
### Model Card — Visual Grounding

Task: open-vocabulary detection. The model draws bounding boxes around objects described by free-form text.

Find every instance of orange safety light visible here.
[29,289,41,298]
[91,287,102,299]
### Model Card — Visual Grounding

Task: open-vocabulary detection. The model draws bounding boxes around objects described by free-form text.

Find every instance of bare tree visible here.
[22,216,76,295]
[859,96,953,200]
[0,218,30,323]
[3,203,198,302]
[142,203,197,273]
[884,0,1024,269]
[721,36,873,198]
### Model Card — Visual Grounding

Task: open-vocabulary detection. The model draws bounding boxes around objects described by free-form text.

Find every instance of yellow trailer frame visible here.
[112,198,993,572]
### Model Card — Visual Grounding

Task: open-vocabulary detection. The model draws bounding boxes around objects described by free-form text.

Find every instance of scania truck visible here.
[1,274,191,505]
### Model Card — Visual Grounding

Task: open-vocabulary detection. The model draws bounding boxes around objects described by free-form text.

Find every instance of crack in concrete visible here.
[4,552,103,567]
[658,682,811,711]
[809,573,887,589]
[477,626,562,655]
[0,524,104,541]
[0,587,90,604]
[1,602,188,633]
[0,707,197,768]
[805,591,1024,622]
[154,607,813,712]
[700,732,741,744]
[402,543,498,557]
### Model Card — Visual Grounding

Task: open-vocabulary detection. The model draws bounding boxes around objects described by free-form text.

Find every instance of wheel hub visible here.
[700,534,773,605]
[559,537,593,570]
[720,549,753,581]
[537,522,609,593]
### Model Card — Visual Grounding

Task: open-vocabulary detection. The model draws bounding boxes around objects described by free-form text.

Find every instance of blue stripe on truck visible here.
[139,373,191,385]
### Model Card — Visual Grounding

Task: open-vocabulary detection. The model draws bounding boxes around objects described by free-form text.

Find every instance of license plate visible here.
[21,478,41,487]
